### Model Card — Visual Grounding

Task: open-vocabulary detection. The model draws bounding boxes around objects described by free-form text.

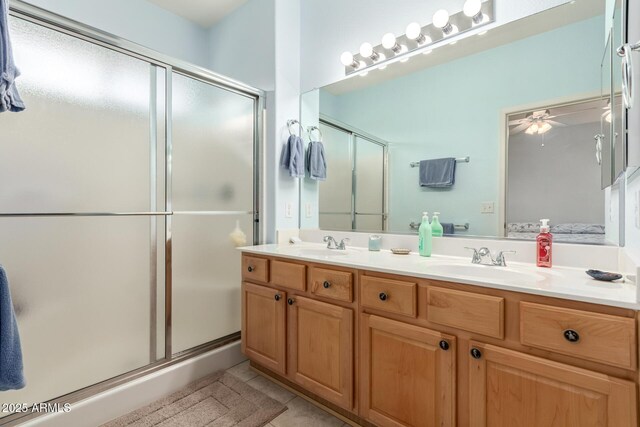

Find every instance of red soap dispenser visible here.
[536,219,552,268]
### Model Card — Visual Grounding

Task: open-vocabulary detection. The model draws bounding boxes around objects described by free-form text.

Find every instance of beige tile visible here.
[226,360,258,382]
[246,375,296,404]
[271,397,344,427]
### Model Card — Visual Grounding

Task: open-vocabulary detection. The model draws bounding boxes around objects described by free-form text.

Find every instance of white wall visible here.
[19,0,210,67]
[207,0,276,90]
[299,0,568,92]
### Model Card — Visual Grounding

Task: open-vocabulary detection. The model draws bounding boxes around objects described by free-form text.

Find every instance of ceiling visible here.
[146,0,248,28]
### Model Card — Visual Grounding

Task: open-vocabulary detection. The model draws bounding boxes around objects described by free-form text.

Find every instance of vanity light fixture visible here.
[339,0,494,77]
[433,9,458,36]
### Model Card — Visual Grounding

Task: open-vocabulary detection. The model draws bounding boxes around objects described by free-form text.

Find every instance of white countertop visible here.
[239,243,640,310]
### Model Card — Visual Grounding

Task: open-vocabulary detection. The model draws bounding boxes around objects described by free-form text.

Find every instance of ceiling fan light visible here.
[538,122,552,134]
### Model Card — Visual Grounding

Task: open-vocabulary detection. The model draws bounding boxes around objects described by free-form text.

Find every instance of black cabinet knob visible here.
[470,348,482,359]
[563,329,580,343]
[287,298,295,305]
[323,281,331,289]
[274,294,281,301]
[379,292,388,301]
[439,340,450,351]
[247,266,254,272]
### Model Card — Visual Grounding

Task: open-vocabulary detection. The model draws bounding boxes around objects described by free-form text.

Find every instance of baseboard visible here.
[21,342,245,427]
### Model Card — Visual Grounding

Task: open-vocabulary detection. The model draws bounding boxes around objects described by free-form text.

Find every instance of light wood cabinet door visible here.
[288,295,353,410]
[360,314,456,427]
[241,282,286,375]
[468,341,637,427]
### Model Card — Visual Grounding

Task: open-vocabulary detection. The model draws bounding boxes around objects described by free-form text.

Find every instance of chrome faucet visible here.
[324,236,350,250]
[465,247,516,266]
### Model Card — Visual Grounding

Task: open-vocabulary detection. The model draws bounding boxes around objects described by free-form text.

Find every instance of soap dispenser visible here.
[536,219,552,268]
[418,212,432,257]
[431,212,443,237]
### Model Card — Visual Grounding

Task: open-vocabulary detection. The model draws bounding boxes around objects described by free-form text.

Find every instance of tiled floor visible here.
[226,361,350,427]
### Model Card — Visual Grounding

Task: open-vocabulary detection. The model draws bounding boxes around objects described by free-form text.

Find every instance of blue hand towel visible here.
[306,140,327,181]
[419,158,456,188]
[441,222,455,235]
[280,134,305,178]
[0,0,26,113]
[0,266,25,391]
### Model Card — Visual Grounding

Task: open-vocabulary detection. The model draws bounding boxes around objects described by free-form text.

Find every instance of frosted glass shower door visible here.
[319,123,353,230]
[0,16,166,413]
[171,73,256,354]
[354,136,385,232]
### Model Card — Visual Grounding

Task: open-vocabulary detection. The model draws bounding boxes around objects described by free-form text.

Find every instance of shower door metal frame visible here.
[2,2,265,425]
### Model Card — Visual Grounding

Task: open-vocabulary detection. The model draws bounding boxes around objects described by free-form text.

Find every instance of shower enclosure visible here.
[0,3,263,424]
[318,120,387,232]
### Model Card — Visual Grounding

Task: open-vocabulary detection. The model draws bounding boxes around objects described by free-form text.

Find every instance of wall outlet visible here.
[285,202,293,218]
[480,201,495,214]
[305,203,312,218]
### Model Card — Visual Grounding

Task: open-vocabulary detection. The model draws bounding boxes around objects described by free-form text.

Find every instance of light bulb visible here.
[406,22,422,40]
[530,123,539,133]
[463,0,482,17]
[538,122,552,134]
[359,42,373,58]
[432,10,450,29]
[382,32,397,49]
[340,51,355,67]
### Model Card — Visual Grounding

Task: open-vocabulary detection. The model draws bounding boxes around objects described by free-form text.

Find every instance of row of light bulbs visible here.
[340,0,489,72]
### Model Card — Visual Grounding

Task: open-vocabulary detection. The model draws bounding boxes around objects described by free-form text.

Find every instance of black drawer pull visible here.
[247,266,254,272]
[439,340,450,351]
[379,292,388,301]
[563,329,580,343]
[287,298,295,305]
[274,294,281,301]
[323,281,331,289]
[470,348,482,359]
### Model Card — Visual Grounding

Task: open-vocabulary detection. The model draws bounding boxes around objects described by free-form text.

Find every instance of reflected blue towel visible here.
[0,0,25,113]
[306,140,327,181]
[280,135,305,178]
[441,222,455,235]
[419,158,456,188]
[0,266,25,391]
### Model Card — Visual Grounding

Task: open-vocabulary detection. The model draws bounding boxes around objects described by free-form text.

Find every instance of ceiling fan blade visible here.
[510,123,530,134]
[547,120,566,127]
[508,119,528,126]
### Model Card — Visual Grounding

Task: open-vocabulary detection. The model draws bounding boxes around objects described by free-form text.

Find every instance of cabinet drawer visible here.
[271,259,306,291]
[242,255,269,283]
[310,267,353,302]
[427,287,504,339]
[361,275,417,317]
[520,302,637,370]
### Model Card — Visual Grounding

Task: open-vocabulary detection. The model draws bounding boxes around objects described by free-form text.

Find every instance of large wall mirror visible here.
[300,0,626,245]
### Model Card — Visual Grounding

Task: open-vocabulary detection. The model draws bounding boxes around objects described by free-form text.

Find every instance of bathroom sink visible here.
[425,264,545,284]
[293,248,350,257]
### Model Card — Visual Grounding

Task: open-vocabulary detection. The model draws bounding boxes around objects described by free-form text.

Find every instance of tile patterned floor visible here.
[226,361,351,427]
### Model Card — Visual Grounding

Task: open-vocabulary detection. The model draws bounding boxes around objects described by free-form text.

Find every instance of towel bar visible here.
[410,157,470,167]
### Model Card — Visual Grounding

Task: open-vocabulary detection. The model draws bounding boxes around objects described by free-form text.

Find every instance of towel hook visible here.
[307,125,323,142]
[287,119,304,137]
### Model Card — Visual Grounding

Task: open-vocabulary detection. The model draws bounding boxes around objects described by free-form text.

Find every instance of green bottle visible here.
[418,212,432,257]
[431,212,443,237]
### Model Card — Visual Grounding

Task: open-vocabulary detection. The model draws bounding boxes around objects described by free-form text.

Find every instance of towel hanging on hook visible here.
[281,119,306,178]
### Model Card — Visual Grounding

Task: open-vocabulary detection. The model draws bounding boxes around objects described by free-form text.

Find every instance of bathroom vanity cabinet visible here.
[241,253,639,426]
